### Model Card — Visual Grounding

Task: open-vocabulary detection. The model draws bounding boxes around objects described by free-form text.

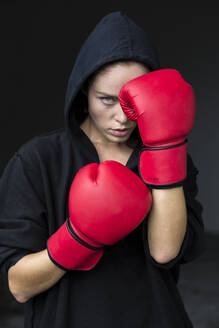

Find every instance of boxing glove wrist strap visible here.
[66,217,103,251]
[139,139,188,189]
[47,218,104,271]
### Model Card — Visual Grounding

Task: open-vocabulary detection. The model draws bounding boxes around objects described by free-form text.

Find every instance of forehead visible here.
[93,62,149,90]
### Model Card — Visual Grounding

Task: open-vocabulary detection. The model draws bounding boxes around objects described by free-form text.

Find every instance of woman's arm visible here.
[8,249,66,303]
[147,186,187,264]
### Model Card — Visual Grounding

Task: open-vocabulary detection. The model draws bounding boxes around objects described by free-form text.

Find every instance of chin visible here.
[108,134,130,143]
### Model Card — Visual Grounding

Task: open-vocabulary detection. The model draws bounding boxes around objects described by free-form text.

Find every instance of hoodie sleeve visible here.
[0,151,48,281]
[142,153,206,270]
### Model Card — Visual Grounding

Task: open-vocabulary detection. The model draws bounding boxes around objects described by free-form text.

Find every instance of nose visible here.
[114,103,129,124]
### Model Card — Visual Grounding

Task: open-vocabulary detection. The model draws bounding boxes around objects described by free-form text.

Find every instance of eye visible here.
[100,96,115,105]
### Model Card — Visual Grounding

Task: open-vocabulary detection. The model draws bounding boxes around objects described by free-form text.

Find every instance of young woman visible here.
[0,11,205,328]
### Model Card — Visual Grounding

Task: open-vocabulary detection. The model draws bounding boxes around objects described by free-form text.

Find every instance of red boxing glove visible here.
[119,69,196,188]
[47,160,152,271]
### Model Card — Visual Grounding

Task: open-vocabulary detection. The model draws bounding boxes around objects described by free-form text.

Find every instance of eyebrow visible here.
[95,89,118,98]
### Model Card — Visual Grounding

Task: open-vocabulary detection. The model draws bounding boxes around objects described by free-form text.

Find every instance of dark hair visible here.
[78,59,151,148]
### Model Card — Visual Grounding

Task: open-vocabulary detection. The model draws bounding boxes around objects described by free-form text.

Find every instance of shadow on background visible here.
[0,232,218,328]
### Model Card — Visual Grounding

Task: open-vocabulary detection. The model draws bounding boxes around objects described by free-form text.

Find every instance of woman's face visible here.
[84,62,150,145]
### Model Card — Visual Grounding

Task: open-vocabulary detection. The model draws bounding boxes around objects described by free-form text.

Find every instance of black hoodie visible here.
[0,11,205,328]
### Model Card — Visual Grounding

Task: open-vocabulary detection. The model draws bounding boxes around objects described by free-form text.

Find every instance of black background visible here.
[1,2,218,231]
[0,1,218,327]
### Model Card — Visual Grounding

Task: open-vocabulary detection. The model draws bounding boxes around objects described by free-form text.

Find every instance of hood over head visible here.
[64,11,161,141]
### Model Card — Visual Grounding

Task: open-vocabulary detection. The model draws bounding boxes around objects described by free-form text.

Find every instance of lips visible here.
[110,128,130,137]
[113,128,128,131]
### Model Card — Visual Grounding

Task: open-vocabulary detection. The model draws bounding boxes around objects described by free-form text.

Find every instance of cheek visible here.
[89,100,111,123]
